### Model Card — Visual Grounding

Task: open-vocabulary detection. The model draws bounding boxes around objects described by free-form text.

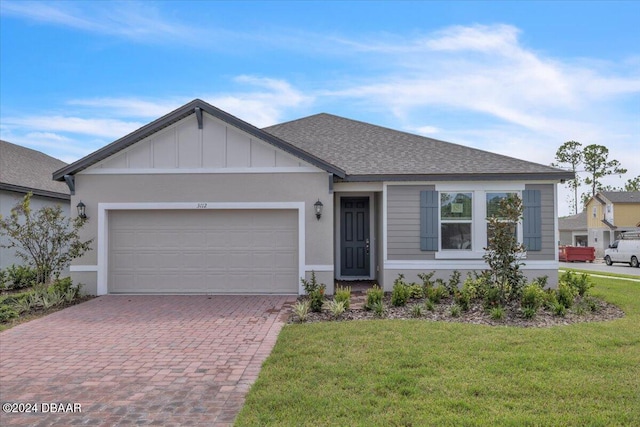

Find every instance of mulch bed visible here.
[291,294,625,327]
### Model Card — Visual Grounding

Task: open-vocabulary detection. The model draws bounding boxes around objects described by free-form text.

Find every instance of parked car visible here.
[604,237,640,267]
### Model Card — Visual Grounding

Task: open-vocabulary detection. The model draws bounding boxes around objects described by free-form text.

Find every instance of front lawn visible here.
[235,275,640,426]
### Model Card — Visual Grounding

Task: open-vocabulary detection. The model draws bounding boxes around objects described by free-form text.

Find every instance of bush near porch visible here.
[235,274,640,426]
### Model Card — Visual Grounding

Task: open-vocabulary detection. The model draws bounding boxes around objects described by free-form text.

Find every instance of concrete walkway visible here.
[0,295,295,426]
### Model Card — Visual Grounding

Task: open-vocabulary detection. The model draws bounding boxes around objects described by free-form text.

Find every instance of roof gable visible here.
[83,112,316,173]
[54,99,345,180]
[0,140,69,199]
[264,113,574,181]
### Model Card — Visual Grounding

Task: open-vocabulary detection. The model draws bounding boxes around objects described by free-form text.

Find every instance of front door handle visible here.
[365,238,370,255]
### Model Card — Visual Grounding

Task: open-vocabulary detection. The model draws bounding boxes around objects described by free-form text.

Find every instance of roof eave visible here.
[53,99,346,181]
[337,171,576,182]
[0,183,70,201]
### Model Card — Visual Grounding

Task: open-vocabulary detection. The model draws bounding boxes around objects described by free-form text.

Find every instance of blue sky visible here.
[1,1,639,215]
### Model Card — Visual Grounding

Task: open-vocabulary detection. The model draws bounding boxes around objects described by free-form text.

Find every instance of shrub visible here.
[522,307,537,319]
[365,285,384,311]
[417,271,435,294]
[521,283,546,311]
[372,301,385,317]
[334,285,351,310]
[407,284,424,299]
[3,264,38,290]
[301,272,326,313]
[484,286,502,309]
[424,299,435,311]
[12,296,35,314]
[489,306,505,320]
[461,273,479,300]
[560,271,592,297]
[557,282,576,309]
[410,303,423,318]
[428,285,447,304]
[292,301,310,322]
[453,290,471,311]
[551,301,567,317]
[445,270,461,296]
[0,270,7,290]
[0,305,19,322]
[543,289,558,309]
[325,300,346,319]
[584,296,600,312]
[450,304,461,317]
[532,275,549,288]
[391,275,410,307]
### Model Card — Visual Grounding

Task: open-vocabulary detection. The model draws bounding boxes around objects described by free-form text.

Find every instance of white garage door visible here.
[108,209,298,293]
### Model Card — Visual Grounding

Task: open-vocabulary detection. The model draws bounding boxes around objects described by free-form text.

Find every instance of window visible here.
[421,188,540,256]
[486,192,518,246]
[440,192,472,250]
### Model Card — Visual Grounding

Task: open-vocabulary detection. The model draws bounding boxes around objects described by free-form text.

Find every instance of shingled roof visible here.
[0,140,70,199]
[558,211,587,231]
[264,113,573,181]
[600,191,640,204]
[53,99,574,182]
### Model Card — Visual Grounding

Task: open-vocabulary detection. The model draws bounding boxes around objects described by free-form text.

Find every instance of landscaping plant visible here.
[482,194,526,305]
[364,285,383,311]
[334,285,351,309]
[300,271,326,312]
[0,193,93,284]
[391,274,410,307]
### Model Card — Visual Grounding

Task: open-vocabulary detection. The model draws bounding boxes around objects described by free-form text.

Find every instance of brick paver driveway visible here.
[0,295,295,426]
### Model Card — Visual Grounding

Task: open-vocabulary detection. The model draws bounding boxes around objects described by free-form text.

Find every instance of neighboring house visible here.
[558,211,588,246]
[0,140,70,269]
[53,99,573,295]
[586,191,640,258]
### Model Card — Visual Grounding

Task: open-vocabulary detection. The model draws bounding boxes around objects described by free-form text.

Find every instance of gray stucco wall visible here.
[71,172,333,295]
[0,190,71,270]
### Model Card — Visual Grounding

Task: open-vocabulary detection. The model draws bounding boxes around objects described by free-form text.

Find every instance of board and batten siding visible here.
[387,185,436,260]
[524,183,555,261]
[94,113,309,171]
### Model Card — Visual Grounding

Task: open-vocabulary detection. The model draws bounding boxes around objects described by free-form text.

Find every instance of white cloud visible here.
[0,0,206,44]
[205,76,314,127]
[3,116,143,139]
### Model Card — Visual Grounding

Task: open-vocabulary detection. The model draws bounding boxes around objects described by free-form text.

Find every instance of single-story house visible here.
[53,99,574,295]
[558,211,588,247]
[586,191,640,258]
[1,140,70,269]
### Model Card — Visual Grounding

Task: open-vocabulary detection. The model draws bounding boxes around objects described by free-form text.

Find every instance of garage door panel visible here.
[109,209,298,293]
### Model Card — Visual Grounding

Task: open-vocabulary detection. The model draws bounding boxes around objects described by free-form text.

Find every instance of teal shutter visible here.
[420,190,438,251]
[523,189,542,251]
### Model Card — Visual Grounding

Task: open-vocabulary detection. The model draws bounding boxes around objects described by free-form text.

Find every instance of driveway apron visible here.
[0,295,295,426]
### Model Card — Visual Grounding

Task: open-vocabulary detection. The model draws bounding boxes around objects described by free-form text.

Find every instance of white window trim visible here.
[435,188,524,260]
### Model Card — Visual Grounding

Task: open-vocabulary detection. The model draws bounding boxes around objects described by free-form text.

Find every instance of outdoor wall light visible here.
[77,201,87,219]
[314,199,324,220]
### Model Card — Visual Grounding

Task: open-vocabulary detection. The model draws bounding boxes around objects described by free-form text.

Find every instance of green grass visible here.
[235,276,640,426]
[560,267,640,280]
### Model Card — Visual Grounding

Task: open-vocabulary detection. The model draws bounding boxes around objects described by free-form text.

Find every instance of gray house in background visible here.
[558,211,588,246]
[0,140,70,269]
[53,99,573,295]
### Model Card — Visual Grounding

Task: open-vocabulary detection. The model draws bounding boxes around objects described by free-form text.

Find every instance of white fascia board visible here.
[80,167,321,175]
